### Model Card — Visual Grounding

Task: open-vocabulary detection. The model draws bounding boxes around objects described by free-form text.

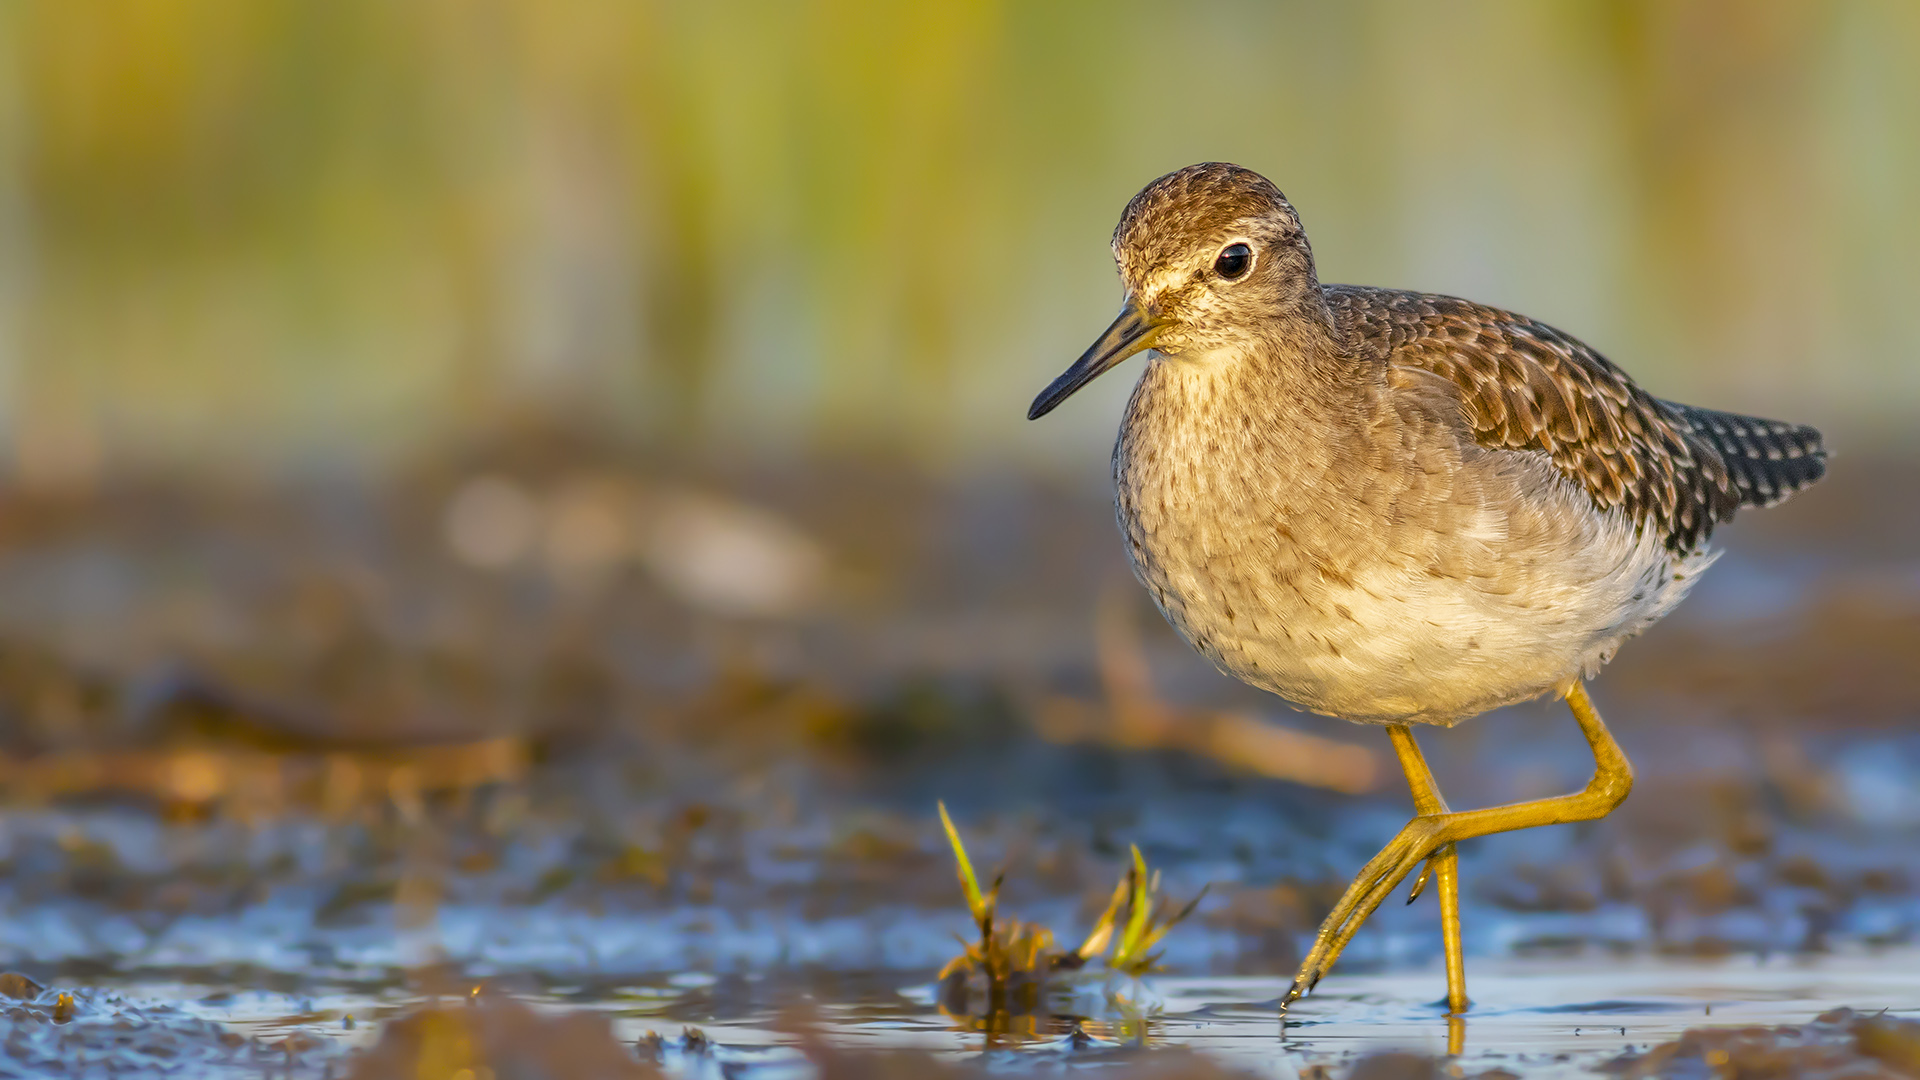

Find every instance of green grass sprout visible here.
[1068,874,1130,966]
[935,802,1059,1015]
[938,801,989,924]
[1108,845,1210,977]
[935,803,1210,1023]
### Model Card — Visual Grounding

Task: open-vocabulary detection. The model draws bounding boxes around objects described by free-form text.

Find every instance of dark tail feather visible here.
[1664,402,1827,508]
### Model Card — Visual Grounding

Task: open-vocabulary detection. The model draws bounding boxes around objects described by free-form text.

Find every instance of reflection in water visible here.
[87,952,1920,1077]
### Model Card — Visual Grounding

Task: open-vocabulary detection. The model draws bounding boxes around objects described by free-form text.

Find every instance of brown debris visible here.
[0,973,44,1000]
[0,737,527,819]
[1604,1007,1920,1079]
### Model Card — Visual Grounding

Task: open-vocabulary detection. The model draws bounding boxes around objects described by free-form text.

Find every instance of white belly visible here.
[1118,444,1714,725]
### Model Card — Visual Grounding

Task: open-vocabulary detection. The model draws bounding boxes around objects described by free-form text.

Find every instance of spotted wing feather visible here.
[1326,286,1823,551]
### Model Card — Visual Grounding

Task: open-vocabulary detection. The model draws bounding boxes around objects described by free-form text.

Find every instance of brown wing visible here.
[1325,285,1823,552]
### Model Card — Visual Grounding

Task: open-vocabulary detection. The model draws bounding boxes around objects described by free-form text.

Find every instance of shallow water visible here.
[68,950,1919,1077]
[0,457,1915,1076]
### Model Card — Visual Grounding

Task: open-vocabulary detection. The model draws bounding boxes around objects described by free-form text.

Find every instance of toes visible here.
[1283,816,1452,1012]
[1406,859,1435,905]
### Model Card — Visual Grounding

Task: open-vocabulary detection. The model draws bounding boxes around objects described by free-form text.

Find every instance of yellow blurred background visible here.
[1,1,1916,484]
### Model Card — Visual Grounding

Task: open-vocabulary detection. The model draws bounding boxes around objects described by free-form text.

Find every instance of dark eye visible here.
[1214,242,1252,280]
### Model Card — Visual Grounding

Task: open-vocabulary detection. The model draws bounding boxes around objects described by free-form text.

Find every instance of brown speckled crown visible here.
[1111,163,1312,281]
[1114,163,1292,245]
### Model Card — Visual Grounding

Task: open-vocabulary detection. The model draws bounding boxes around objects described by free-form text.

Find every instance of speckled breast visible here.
[1107,358,1691,725]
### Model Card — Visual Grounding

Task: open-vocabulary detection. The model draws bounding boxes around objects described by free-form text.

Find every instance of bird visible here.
[1026,162,1826,1016]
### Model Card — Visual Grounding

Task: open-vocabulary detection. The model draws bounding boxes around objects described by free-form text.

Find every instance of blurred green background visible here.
[0,0,1915,485]
[1,8,1919,1051]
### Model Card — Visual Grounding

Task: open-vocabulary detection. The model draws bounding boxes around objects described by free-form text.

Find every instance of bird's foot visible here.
[1404,842,1458,905]
[1283,814,1451,1010]
[1406,857,1435,905]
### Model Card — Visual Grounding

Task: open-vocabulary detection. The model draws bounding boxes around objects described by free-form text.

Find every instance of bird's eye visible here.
[1214,242,1252,280]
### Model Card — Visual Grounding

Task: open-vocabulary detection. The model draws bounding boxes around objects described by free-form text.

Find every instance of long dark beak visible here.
[1027,300,1162,420]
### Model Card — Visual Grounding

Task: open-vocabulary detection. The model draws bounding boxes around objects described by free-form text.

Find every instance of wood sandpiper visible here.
[1027,163,1827,1016]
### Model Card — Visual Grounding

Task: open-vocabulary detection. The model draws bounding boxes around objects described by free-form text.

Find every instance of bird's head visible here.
[1029,163,1320,420]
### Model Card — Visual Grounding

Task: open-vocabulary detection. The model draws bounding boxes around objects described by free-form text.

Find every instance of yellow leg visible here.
[1387,725,1468,1015]
[1280,683,1632,1012]
[1305,725,1454,991]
